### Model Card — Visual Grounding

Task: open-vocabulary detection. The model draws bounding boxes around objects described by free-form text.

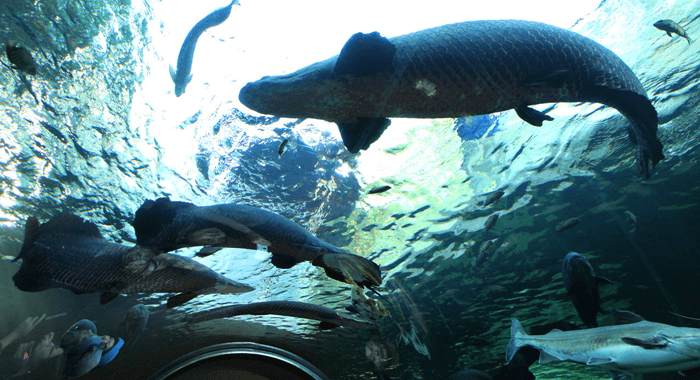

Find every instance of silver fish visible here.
[507,311,700,379]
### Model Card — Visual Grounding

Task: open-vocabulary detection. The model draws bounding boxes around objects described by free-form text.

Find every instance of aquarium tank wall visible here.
[0,0,699,379]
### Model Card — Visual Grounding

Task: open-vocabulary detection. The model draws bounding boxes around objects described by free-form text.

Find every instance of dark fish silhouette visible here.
[187,300,375,330]
[239,20,663,179]
[654,19,692,45]
[12,213,253,308]
[118,304,149,347]
[368,185,391,194]
[556,217,581,232]
[60,319,99,354]
[482,190,505,207]
[277,139,289,157]
[5,42,37,75]
[484,214,499,233]
[624,211,637,233]
[132,197,381,288]
[472,240,493,268]
[562,252,613,327]
[365,338,397,380]
[170,0,238,96]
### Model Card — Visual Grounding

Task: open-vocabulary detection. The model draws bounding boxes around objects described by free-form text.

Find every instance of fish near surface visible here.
[507,311,700,379]
[562,252,612,328]
[132,197,382,288]
[170,0,238,96]
[12,213,253,308]
[240,20,664,179]
[5,42,37,75]
[556,217,581,232]
[654,19,692,45]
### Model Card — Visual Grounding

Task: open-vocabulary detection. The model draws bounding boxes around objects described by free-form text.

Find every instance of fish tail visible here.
[506,318,526,363]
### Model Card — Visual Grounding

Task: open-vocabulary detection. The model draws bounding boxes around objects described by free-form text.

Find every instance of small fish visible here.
[484,214,499,233]
[277,139,289,157]
[170,0,238,96]
[5,42,37,75]
[18,73,39,104]
[12,213,254,308]
[654,19,692,45]
[484,285,507,297]
[562,252,613,328]
[119,304,149,347]
[63,336,104,378]
[44,312,68,321]
[506,311,700,379]
[368,185,392,194]
[60,319,98,354]
[556,217,581,232]
[482,190,505,207]
[624,210,637,233]
[132,197,382,288]
[187,300,375,330]
[472,240,493,268]
[447,369,492,380]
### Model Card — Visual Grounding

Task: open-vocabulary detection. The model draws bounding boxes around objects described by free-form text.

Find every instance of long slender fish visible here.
[240,20,664,179]
[132,197,382,288]
[507,311,700,379]
[187,300,375,330]
[170,0,238,96]
[12,213,253,308]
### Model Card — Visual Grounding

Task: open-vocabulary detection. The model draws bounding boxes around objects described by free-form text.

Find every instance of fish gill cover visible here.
[0,0,699,379]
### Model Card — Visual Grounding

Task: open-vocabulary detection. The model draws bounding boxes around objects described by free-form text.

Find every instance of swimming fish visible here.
[482,191,505,207]
[118,304,149,347]
[472,240,493,268]
[368,185,392,194]
[187,300,375,330]
[654,19,692,45]
[239,20,663,179]
[507,311,700,379]
[277,139,289,157]
[170,0,238,96]
[556,217,581,232]
[63,335,104,378]
[365,338,397,380]
[562,252,613,328]
[5,42,37,75]
[132,197,382,288]
[12,213,253,308]
[346,284,389,321]
[484,214,499,233]
[624,210,637,233]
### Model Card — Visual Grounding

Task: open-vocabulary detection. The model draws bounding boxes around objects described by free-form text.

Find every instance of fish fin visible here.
[595,276,614,286]
[514,105,554,127]
[196,246,223,257]
[626,126,638,145]
[169,65,177,81]
[318,321,338,330]
[167,292,198,308]
[185,73,193,85]
[337,117,391,153]
[587,357,614,366]
[270,253,302,269]
[41,213,106,239]
[667,31,673,37]
[13,216,40,262]
[609,370,635,380]
[133,197,194,248]
[612,309,646,325]
[538,351,563,364]
[506,319,526,363]
[621,337,667,349]
[332,31,396,78]
[313,253,382,287]
[345,305,359,314]
[100,292,120,304]
[679,367,700,377]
